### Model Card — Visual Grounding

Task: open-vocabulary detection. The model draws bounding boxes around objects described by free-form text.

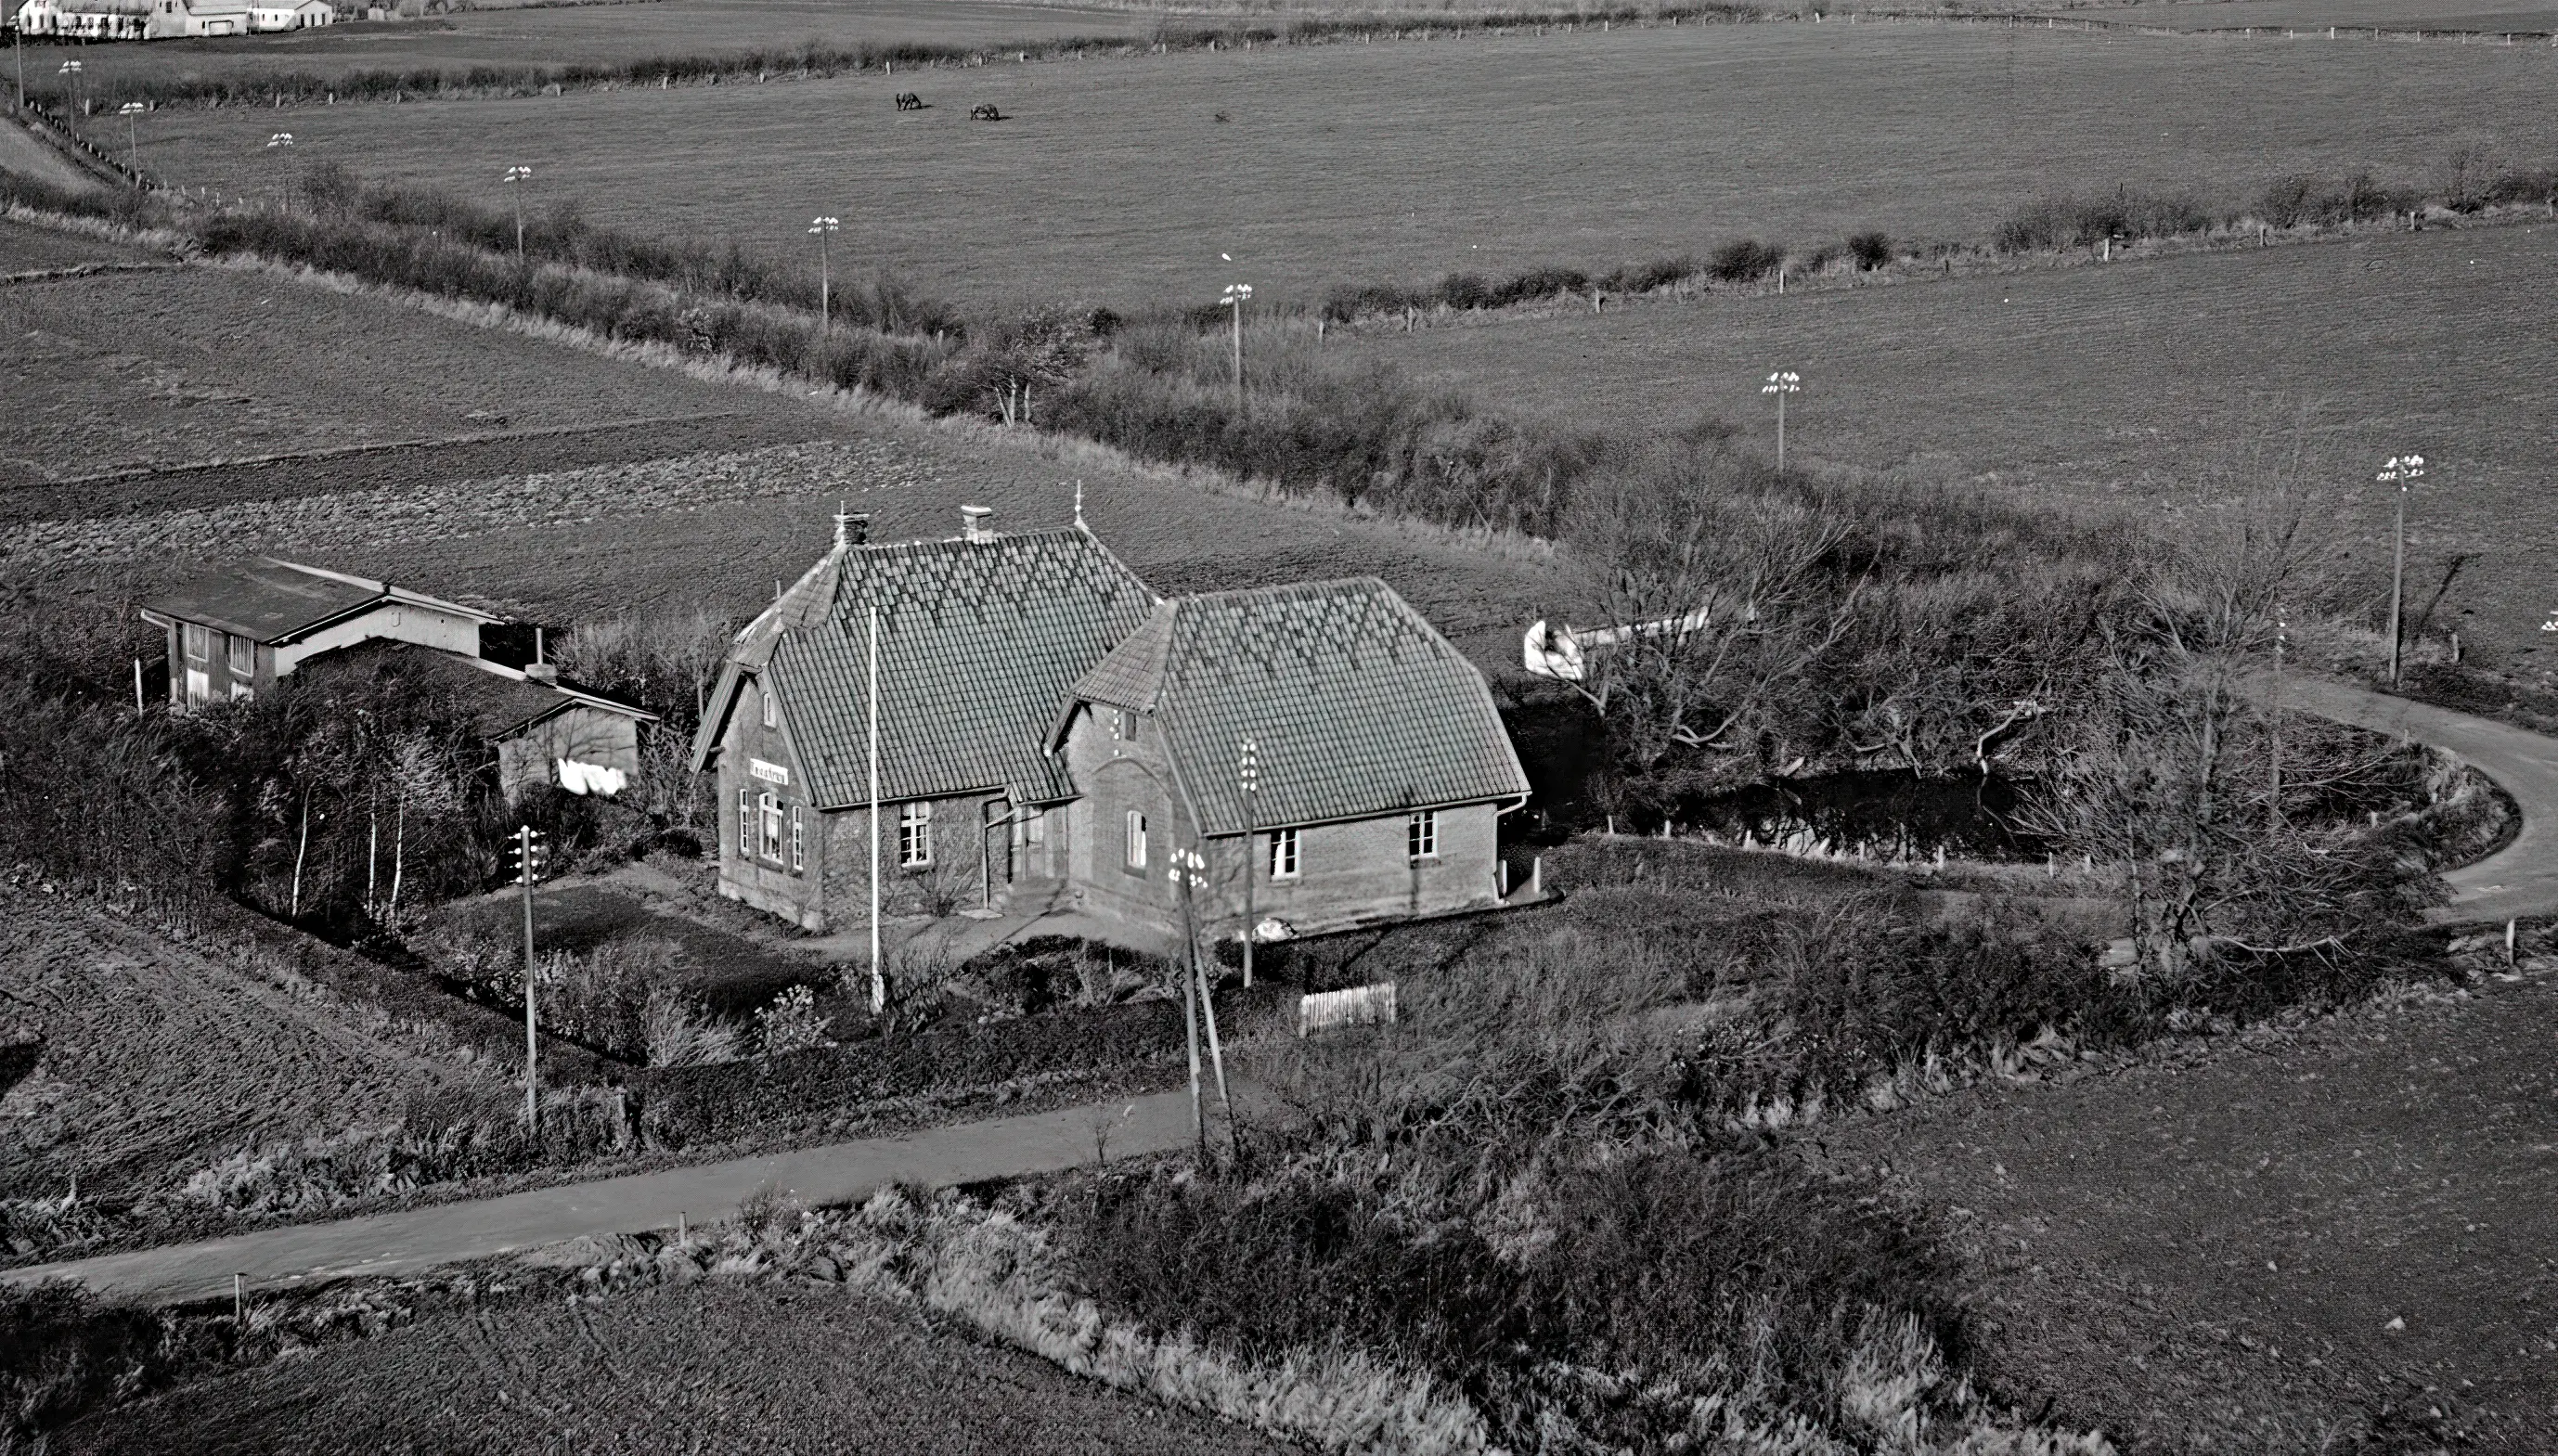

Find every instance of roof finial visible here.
[832,498,854,551]
[1073,479,1086,532]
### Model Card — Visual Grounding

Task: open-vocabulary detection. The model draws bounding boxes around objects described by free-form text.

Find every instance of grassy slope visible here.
[2033,0,2558,30]
[102,23,2558,308]
[1825,967,2558,1453]
[0,889,470,1201]
[56,1280,1294,1454]
[1354,222,2558,665]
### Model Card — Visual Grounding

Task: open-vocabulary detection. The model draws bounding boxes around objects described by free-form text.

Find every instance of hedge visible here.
[633,986,1289,1147]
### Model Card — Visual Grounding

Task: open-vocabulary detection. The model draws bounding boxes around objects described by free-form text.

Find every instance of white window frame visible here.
[183,667,211,710]
[1269,826,1300,881]
[182,623,209,662]
[226,633,253,677]
[760,684,779,728]
[229,679,254,703]
[1408,809,1440,862]
[1123,810,1148,871]
[789,805,806,872]
[898,802,933,867]
[738,788,755,860]
[759,792,782,861]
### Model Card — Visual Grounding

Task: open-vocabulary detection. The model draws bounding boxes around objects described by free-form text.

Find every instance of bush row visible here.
[630,986,1288,1147]
[1994,164,2558,252]
[1317,254,1699,321]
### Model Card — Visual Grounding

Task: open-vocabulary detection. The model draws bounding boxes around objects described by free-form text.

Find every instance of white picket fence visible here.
[1298,983,1397,1037]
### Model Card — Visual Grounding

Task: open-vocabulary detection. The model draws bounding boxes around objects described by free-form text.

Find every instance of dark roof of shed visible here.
[1068,578,1530,836]
[740,530,1156,809]
[147,559,382,643]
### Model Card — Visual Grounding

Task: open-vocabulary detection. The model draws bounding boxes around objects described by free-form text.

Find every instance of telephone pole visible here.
[2377,453,2424,685]
[510,824,547,1129]
[1237,737,1258,989]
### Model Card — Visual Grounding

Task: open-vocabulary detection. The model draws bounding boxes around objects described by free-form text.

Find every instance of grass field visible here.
[0,888,470,1203]
[104,22,2558,309]
[55,1279,1293,1454]
[1353,221,2558,666]
[2042,0,2558,31]
[0,218,164,274]
[1828,963,2558,1452]
[6,0,1145,93]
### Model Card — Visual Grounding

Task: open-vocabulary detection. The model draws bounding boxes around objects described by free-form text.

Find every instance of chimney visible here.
[960,505,994,544]
[833,502,870,549]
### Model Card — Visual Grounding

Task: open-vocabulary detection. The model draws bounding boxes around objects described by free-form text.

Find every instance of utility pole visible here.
[1169,844,1229,1153]
[867,602,884,1016]
[1763,369,1802,471]
[2269,602,2285,831]
[1237,736,1257,989]
[503,164,532,261]
[118,101,143,183]
[808,214,839,333]
[1221,280,1251,415]
[2378,454,2424,685]
[511,823,547,1130]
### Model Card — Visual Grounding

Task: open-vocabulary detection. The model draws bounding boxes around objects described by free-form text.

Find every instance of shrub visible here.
[1847,229,1894,269]
[1995,187,2219,251]
[644,986,743,1068]
[1596,253,1698,293]
[1707,237,1786,282]
[754,984,833,1056]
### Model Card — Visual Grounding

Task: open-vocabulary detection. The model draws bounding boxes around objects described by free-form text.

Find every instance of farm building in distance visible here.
[691,508,1532,946]
[140,557,649,797]
[8,0,330,37]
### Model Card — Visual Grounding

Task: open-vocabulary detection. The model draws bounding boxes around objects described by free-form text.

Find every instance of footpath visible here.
[3,1088,1202,1307]
[2284,676,2558,924]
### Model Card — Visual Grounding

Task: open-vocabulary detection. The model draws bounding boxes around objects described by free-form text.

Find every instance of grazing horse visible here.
[894,92,923,110]
[969,103,1003,121]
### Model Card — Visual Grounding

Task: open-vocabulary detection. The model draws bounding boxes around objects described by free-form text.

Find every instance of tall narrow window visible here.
[1268,826,1300,880]
[739,789,754,859]
[760,684,779,728]
[226,633,253,677]
[184,668,210,710]
[1123,810,1148,871]
[789,805,806,872]
[898,802,933,867]
[182,623,209,662]
[1408,810,1439,862]
[759,792,782,861]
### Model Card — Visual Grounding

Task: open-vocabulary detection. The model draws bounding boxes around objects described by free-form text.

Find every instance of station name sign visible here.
[749,758,790,786]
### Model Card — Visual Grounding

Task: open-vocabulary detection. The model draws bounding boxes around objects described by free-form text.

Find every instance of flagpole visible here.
[868,603,883,1017]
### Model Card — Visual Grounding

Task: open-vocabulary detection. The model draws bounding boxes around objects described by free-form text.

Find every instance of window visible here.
[1111,707,1140,743]
[898,802,933,867]
[227,633,252,677]
[760,684,778,728]
[789,805,806,872]
[229,680,254,703]
[1268,826,1300,880]
[1123,810,1148,871]
[1408,810,1439,862]
[184,668,210,710]
[738,789,755,860]
[759,792,782,861]
[182,623,209,662]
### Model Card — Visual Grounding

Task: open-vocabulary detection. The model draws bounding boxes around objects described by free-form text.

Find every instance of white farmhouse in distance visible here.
[11,0,331,36]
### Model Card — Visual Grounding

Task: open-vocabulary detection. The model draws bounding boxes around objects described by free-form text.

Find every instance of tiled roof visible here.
[1072,578,1530,836]
[752,530,1156,809]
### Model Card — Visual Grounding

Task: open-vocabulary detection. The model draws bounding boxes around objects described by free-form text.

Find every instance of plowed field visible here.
[1828,968,2558,1453]
[0,888,468,1202]
[59,1281,1290,1455]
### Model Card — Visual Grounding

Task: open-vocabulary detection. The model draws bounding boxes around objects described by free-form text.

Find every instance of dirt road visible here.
[4,1088,1204,1306]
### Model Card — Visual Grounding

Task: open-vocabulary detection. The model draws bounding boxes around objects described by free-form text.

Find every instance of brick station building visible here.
[691,507,1531,945]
